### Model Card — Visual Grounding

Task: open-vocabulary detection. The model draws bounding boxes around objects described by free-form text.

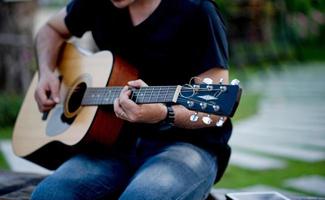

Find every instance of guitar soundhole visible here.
[65,82,87,118]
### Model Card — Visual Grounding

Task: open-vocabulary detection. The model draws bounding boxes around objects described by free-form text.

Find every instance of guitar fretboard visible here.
[81,86,178,105]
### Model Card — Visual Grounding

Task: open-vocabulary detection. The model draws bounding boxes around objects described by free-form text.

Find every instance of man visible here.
[32,0,232,199]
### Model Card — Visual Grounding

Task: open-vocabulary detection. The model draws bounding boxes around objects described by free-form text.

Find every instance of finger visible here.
[49,80,60,103]
[119,86,134,105]
[35,94,54,112]
[35,89,56,107]
[128,79,148,87]
[113,98,127,119]
[119,88,136,110]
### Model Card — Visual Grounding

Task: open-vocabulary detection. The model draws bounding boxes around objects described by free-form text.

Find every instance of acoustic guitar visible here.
[12,42,242,169]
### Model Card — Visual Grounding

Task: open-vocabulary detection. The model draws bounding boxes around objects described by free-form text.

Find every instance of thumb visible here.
[128,79,148,88]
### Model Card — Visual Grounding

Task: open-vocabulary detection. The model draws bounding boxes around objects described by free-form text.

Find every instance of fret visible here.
[139,87,146,103]
[134,87,141,103]
[148,87,154,103]
[155,87,161,102]
[164,86,169,103]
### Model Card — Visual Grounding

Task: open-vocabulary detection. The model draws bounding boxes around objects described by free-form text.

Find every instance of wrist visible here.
[158,104,175,131]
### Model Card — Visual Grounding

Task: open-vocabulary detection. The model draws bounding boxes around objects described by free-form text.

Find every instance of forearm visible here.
[35,8,70,77]
[35,26,65,75]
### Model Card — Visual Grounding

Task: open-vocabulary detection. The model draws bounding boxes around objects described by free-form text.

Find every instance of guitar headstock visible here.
[176,79,242,124]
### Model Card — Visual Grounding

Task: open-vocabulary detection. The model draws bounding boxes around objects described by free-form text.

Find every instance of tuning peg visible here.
[187,100,194,108]
[200,102,207,110]
[231,79,240,85]
[216,117,225,127]
[219,78,224,84]
[213,105,220,112]
[190,112,199,122]
[202,78,213,84]
[202,115,212,125]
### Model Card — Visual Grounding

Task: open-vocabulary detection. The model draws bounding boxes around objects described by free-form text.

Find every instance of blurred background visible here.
[0,0,324,198]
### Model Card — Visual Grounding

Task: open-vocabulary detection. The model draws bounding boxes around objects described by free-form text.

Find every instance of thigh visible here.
[120,142,218,200]
[31,153,133,200]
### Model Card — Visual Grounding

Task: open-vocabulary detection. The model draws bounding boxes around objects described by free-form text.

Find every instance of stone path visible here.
[229,63,325,169]
[284,175,325,196]
[225,63,325,197]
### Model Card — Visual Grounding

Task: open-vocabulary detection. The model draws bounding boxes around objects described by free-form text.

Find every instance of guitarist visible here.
[32,0,232,199]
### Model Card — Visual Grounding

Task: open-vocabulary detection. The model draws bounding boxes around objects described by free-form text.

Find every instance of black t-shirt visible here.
[65,0,232,181]
[65,0,229,84]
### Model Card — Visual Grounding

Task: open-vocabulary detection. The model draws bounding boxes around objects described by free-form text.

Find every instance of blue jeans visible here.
[31,138,218,200]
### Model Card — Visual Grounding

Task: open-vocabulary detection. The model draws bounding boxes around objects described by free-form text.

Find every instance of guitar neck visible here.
[81,86,180,106]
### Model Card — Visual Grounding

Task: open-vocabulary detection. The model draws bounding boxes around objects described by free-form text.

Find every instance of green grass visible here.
[231,92,261,123]
[0,127,12,170]
[0,151,10,170]
[229,66,263,123]
[0,127,13,140]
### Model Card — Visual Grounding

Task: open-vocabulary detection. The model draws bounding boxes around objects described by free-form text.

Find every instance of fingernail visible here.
[54,97,60,103]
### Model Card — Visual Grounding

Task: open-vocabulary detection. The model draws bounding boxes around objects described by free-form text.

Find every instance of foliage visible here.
[0,93,23,129]
[284,0,313,14]
[283,0,325,13]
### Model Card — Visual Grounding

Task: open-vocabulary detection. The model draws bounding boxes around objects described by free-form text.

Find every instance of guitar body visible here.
[12,43,138,169]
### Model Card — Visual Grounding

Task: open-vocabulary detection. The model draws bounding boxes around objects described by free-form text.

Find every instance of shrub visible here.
[0,93,23,128]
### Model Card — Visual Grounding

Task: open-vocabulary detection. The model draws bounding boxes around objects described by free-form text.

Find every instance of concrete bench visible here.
[0,170,45,200]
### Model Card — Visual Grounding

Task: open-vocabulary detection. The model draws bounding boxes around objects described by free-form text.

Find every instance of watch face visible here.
[226,192,290,200]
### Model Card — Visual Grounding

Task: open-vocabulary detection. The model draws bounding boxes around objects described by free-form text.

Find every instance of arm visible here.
[114,67,228,129]
[34,8,71,112]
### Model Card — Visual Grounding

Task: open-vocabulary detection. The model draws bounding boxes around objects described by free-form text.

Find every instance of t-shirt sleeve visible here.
[64,0,95,37]
[197,0,229,70]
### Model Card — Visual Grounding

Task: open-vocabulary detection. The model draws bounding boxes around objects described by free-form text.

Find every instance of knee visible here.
[120,180,176,200]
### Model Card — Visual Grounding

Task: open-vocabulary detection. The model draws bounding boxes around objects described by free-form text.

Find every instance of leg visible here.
[31,153,133,200]
[119,142,218,200]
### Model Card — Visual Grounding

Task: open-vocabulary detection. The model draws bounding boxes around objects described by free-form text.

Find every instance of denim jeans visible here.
[31,138,218,200]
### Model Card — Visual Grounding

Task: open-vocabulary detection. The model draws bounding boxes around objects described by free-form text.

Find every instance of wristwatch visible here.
[159,104,175,131]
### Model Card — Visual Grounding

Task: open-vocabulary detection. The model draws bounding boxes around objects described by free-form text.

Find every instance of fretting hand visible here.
[113,79,167,124]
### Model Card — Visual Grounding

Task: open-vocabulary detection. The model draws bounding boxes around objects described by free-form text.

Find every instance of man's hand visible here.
[34,72,60,112]
[114,79,167,124]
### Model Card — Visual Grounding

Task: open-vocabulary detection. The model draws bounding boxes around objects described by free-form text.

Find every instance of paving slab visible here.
[231,131,325,149]
[284,175,325,196]
[230,141,325,162]
[235,124,325,140]
[230,151,286,170]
